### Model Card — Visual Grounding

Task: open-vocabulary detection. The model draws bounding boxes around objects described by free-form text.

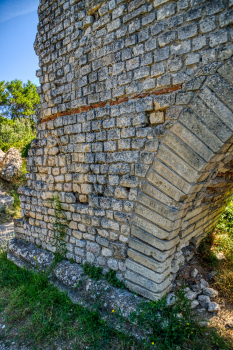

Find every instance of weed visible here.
[75,281,82,289]
[105,269,125,289]
[50,194,67,258]
[54,252,65,264]
[82,262,125,289]
[82,262,103,281]
[199,201,233,302]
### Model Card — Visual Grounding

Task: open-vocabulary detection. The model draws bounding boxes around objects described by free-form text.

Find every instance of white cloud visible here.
[0,0,38,24]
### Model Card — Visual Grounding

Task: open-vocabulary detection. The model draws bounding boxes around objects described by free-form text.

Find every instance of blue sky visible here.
[0,0,39,85]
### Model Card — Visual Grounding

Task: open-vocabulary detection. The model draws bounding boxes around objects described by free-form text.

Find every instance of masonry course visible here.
[9,0,233,300]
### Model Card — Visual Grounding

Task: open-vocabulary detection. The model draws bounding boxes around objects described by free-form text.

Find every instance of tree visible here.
[0,79,40,120]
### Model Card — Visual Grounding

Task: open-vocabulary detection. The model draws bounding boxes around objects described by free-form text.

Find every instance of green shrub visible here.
[216,200,233,233]
[0,117,36,155]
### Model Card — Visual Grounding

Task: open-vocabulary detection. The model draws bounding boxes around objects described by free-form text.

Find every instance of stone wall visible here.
[14,0,233,300]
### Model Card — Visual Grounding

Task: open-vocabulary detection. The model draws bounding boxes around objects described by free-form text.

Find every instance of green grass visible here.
[199,201,233,303]
[0,251,231,350]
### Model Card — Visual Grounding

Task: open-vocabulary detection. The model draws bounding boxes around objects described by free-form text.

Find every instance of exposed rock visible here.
[216,252,226,261]
[190,268,198,278]
[197,308,206,313]
[208,302,220,313]
[200,279,209,289]
[0,186,14,211]
[7,238,54,271]
[54,260,85,288]
[0,148,22,182]
[166,293,176,306]
[190,300,199,309]
[191,283,202,294]
[203,287,218,298]
[185,290,197,300]
[198,295,211,309]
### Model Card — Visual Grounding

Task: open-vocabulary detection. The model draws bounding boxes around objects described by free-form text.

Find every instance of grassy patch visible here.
[0,251,231,350]
[0,159,27,225]
[199,201,233,303]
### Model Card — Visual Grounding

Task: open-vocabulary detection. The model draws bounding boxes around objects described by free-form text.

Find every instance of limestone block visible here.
[127,248,172,273]
[8,238,54,270]
[150,112,164,125]
[218,60,233,86]
[125,269,171,293]
[163,132,207,171]
[156,145,200,183]
[131,225,179,250]
[126,259,170,283]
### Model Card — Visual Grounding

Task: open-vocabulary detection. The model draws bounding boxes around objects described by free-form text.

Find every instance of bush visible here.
[216,200,233,233]
[0,117,36,156]
[199,201,233,302]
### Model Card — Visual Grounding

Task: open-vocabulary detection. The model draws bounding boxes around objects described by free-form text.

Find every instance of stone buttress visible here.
[11,0,233,300]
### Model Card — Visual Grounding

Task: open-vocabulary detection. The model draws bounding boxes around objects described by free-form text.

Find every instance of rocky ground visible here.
[171,248,233,345]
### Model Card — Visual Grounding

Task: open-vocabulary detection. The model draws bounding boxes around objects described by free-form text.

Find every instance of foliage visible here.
[0,79,40,120]
[199,201,233,302]
[216,200,233,233]
[0,159,27,225]
[81,262,125,288]
[0,117,36,155]
[82,262,103,281]
[0,81,8,105]
[0,251,231,350]
[105,269,125,289]
[50,194,68,258]
[21,141,33,158]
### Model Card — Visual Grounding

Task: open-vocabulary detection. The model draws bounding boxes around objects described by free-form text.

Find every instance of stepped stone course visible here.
[10,0,233,300]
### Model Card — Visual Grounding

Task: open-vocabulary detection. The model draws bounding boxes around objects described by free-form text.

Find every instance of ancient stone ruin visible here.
[10,0,233,300]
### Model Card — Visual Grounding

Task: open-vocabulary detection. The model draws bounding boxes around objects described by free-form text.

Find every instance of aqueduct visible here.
[8,0,233,299]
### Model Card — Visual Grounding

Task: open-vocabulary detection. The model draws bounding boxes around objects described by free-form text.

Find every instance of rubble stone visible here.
[203,287,218,298]
[198,295,211,309]
[190,268,198,278]
[208,302,220,312]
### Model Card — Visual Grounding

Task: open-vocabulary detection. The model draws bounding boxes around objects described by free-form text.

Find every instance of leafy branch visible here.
[50,194,67,261]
